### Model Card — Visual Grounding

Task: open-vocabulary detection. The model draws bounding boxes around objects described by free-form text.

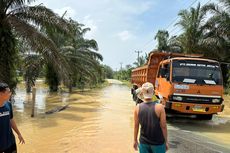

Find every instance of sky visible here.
[32,0,215,70]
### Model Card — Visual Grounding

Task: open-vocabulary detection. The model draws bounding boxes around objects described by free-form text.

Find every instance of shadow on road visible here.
[167,115,230,134]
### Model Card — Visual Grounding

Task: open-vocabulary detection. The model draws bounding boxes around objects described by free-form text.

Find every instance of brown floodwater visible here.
[13,80,230,153]
[14,81,135,153]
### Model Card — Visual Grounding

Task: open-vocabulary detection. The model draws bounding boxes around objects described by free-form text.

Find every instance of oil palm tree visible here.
[154,30,170,51]
[202,0,230,60]
[0,0,71,90]
[176,3,207,54]
[202,0,230,88]
[154,30,183,53]
[44,19,103,92]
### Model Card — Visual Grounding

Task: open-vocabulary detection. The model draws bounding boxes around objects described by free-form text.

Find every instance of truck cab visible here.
[155,57,224,119]
[131,51,224,120]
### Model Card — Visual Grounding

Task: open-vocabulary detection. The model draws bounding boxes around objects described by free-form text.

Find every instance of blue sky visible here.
[33,0,215,70]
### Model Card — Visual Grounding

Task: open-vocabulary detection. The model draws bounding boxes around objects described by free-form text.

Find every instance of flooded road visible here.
[13,80,230,153]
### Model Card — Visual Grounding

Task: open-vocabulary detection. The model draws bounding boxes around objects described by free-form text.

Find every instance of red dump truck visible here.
[131,51,224,120]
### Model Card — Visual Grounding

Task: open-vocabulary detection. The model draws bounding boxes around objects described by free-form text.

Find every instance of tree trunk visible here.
[0,23,18,91]
[46,64,59,92]
[26,79,32,93]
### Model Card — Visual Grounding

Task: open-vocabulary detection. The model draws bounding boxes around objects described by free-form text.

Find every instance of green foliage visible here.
[133,55,147,67]
[114,65,133,81]
[0,0,72,92]
[155,30,170,51]
[175,3,207,54]
[102,65,114,79]
[0,23,18,91]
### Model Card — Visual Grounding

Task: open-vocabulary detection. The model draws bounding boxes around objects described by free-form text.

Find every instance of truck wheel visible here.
[197,114,213,120]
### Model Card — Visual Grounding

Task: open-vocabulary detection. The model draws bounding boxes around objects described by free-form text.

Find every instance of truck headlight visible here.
[212,98,221,103]
[173,96,183,101]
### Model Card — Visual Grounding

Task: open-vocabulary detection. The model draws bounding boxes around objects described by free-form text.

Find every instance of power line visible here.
[166,0,199,34]
[168,0,212,36]
[164,0,200,33]
[137,0,214,53]
[165,0,197,30]
[138,0,201,52]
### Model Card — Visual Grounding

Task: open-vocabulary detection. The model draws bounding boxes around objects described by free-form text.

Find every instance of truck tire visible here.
[197,114,213,120]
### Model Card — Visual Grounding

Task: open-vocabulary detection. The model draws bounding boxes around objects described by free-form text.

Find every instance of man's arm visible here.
[159,105,168,151]
[133,105,139,151]
[10,119,25,144]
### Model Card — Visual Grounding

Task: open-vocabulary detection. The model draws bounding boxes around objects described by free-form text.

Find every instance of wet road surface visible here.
[13,80,230,153]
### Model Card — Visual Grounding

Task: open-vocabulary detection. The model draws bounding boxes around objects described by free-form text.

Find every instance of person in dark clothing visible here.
[0,83,25,153]
[133,82,168,153]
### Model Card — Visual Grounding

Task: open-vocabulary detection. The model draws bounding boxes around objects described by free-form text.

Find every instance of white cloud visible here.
[82,15,98,39]
[33,0,158,69]
[54,6,77,18]
[117,30,135,41]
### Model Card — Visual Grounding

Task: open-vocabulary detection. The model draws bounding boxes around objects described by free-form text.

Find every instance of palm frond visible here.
[9,15,72,82]
[8,5,71,35]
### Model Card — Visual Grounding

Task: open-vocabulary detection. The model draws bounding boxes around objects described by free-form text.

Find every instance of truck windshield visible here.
[172,60,222,85]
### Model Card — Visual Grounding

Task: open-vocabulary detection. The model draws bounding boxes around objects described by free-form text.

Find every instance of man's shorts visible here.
[139,143,166,153]
[0,143,17,153]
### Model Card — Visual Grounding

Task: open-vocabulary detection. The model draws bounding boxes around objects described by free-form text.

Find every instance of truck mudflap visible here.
[165,101,224,114]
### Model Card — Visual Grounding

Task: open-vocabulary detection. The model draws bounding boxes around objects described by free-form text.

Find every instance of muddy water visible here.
[14,82,135,153]
[13,82,230,152]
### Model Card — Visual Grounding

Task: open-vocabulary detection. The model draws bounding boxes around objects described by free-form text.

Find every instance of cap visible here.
[141,82,154,99]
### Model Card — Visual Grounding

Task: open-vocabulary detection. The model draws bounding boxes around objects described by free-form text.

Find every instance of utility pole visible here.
[135,50,142,66]
[120,62,123,70]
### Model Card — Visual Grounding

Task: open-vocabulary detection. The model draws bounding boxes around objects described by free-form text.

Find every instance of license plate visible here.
[192,105,205,112]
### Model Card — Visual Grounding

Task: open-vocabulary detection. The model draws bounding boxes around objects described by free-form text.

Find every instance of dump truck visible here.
[131,51,224,120]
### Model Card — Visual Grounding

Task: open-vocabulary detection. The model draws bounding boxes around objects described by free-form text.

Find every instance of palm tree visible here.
[0,0,71,90]
[202,0,230,61]
[202,0,230,88]
[176,3,207,54]
[154,30,170,51]
[45,19,103,92]
[133,55,147,67]
[154,30,183,53]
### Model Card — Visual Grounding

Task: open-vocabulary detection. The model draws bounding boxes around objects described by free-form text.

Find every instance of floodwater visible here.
[14,81,135,153]
[13,80,230,153]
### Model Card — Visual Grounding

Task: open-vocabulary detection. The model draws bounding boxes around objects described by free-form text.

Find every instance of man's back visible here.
[138,101,165,145]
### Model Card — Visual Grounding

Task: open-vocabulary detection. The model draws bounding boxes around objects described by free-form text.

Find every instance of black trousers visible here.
[0,143,17,153]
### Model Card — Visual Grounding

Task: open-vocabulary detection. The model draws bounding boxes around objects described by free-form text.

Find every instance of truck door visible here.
[155,62,171,102]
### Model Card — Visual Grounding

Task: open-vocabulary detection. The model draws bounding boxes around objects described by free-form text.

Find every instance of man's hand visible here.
[166,142,169,152]
[18,134,25,144]
[133,140,138,151]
